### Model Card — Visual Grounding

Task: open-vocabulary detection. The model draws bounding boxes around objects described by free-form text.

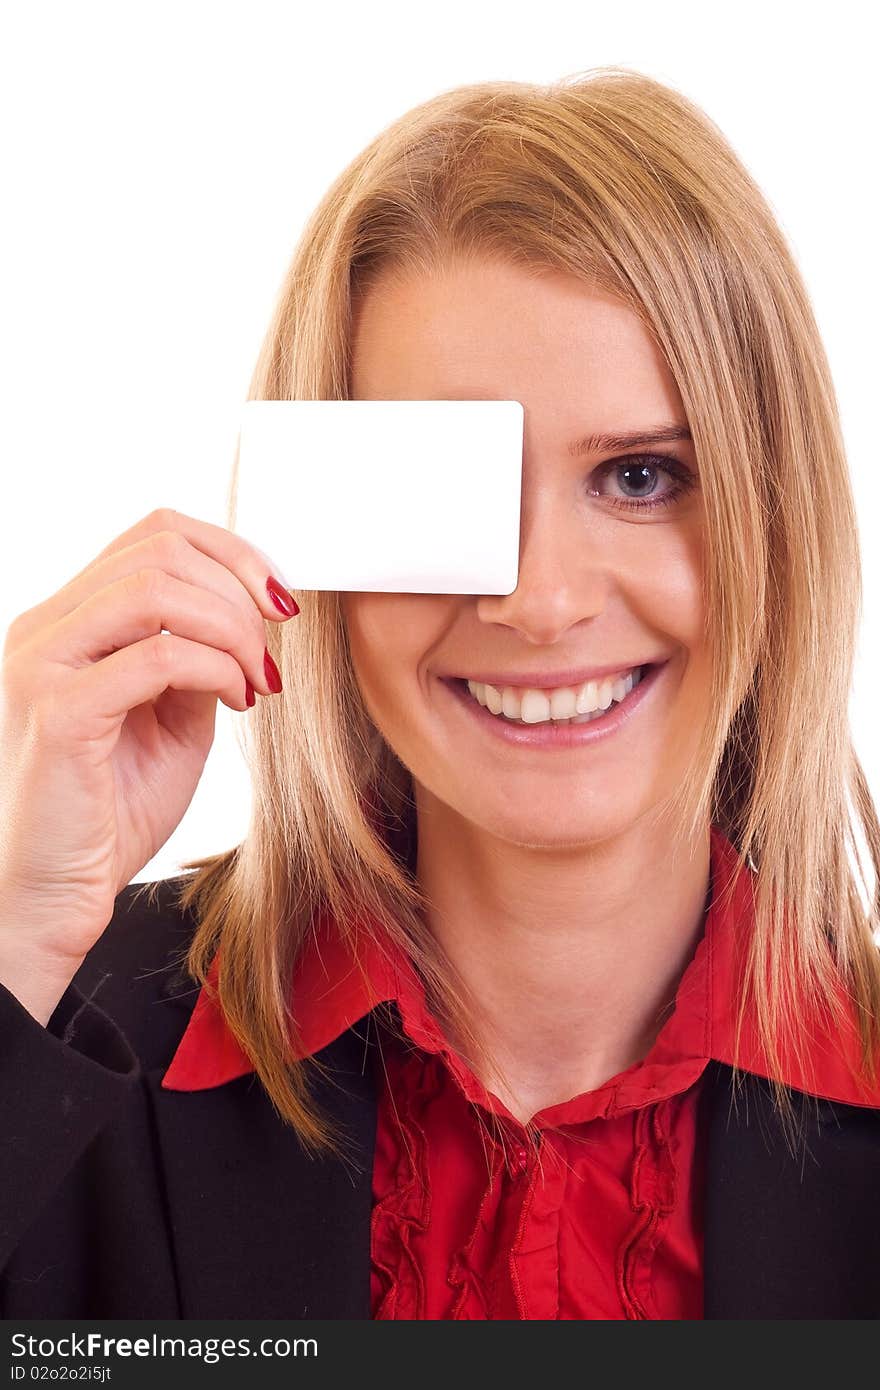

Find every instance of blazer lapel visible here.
[703,1059,880,1317]
[146,1021,378,1318]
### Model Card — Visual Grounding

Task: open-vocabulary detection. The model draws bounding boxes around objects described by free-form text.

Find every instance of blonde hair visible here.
[152,65,880,1161]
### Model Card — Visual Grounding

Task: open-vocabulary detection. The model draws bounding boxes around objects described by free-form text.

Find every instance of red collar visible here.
[161,825,880,1112]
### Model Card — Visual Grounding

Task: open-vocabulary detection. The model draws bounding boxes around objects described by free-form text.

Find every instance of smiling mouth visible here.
[448,664,652,721]
[437,659,670,746]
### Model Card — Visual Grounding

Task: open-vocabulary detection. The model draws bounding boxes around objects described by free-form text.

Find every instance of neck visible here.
[413,790,712,1125]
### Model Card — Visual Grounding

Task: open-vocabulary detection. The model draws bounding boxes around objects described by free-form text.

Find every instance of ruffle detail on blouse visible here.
[369,1018,704,1319]
[371,1048,436,1320]
[615,1099,679,1318]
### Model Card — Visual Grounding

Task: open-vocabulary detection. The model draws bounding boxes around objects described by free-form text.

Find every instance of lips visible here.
[438,659,669,749]
[445,660,662,692]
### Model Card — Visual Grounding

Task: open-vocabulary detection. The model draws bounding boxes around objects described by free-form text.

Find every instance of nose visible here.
[475,483,609,644]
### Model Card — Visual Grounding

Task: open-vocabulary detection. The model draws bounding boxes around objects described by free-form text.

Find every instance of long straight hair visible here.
[150,66,880,1161]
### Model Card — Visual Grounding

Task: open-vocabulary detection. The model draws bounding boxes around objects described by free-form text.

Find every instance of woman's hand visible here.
[0,507,297,1020]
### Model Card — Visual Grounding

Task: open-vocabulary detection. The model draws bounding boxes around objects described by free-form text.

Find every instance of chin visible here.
[465,800,642,851]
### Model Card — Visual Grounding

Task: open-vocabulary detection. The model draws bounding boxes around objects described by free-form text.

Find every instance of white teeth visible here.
[465,666,644,725]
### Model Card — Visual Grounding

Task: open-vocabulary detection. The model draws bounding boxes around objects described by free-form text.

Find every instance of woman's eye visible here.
[588,453,698,514]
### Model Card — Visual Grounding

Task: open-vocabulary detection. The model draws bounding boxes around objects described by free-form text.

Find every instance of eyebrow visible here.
[567,424,693,457]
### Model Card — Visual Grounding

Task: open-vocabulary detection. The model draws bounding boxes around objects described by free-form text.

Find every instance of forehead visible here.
[349,256,684,424]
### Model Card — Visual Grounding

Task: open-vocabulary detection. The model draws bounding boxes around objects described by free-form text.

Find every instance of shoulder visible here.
[68,875,203,1069]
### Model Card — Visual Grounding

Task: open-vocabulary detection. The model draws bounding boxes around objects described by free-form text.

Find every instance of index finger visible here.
[93,506,301,620]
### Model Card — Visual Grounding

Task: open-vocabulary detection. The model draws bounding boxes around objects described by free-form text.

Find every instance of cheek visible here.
[343,593,400,656]
[342,594,450,702]
[646,528,705,647]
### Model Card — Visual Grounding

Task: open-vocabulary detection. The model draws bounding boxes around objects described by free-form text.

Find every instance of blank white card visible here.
[233,400,524,594]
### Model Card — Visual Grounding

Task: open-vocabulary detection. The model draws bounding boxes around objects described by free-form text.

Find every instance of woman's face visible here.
[343,255,709,849]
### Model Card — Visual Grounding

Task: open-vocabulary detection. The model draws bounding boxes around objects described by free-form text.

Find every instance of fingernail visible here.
[266,575,299,617]
[264,647,283,694]
[245,678,256,708]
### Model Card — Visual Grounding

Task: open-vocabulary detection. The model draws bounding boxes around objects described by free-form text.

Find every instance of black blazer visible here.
[2,876,879,1320]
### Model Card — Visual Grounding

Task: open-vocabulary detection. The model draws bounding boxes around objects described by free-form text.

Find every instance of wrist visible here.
[0,940,82,1027]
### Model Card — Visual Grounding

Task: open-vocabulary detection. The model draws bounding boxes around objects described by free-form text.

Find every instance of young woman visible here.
[1,66,879,1321]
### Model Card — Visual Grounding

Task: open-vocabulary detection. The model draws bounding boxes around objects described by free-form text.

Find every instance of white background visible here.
[1,0,876,885]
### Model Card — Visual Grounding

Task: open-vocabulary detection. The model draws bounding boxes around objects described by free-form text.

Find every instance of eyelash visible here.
[589,453,698,513]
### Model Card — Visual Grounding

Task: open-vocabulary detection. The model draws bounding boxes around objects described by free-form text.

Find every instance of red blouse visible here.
[162,825,878,1319]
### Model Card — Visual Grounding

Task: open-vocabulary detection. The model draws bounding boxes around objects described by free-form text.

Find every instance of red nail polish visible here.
[245,678,256,708]
[266,575,299,617]
[264,648,283,693]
